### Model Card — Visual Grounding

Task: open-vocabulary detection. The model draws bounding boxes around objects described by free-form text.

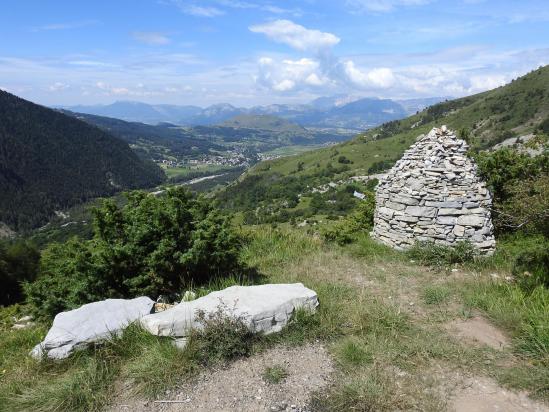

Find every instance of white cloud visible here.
[68,60,117,67]
[305,73,325,86]
[95,81,164,97]
[214,0,302,16]
[343,62,396,88]
[254,56,335,93]
[47,82,70,92]
[273,79,295,91]
[132,31,171,45]
[468,74,507,92]
[249,20,340,52]
[346,0,433,13]
[163,1,224,17]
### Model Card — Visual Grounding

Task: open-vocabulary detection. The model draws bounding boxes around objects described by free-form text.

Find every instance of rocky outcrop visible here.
[140,283,318,338]
[372,126,495,254]
[31,297,155,360]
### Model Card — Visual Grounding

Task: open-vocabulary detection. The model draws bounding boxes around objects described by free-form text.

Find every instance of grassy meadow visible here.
[1,226,547,411]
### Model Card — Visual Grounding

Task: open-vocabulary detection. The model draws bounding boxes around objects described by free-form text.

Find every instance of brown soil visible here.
[446,316,510,350]
[449,376,549,412]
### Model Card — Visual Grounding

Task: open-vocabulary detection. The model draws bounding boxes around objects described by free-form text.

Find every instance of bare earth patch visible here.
[449,376,549,412]
[109,343,333,412]
[446,316,509,350]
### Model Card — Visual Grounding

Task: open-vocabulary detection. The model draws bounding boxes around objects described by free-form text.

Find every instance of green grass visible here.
[162,164,227,179]
[262,365,288,384]
[422,285,452,305]
[261,144,326,158]
[1,226,549,410]
[462,282,549,361]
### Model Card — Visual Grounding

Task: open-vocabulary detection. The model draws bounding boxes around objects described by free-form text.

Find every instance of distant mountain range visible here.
[0,91,165,231]
[63,96,446,130]
[221,66,549,215]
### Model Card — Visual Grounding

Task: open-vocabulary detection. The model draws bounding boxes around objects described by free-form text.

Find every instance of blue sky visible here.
[1,0,548,107]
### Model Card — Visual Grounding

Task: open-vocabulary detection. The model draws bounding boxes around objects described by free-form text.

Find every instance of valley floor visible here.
[1,227,548,411]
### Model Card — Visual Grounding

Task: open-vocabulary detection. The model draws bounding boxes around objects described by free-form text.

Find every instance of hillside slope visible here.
[218,66,549,214]
[220,114,308,133]
[0,91,165,231]
[62,111,223,160]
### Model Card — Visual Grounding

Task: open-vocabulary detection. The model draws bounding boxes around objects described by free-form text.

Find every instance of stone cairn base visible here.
[372,126,496,254]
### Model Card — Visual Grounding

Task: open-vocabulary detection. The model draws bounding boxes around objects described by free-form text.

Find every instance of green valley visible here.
[218,66,548,225]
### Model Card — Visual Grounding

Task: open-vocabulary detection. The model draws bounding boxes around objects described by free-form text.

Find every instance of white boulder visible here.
[31,297,154,360]
[140,283,318,338]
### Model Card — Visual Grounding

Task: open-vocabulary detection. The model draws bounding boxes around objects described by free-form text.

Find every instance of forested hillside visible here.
[0,91,165,231]
[62,111,223,160]
[218,66,549,223]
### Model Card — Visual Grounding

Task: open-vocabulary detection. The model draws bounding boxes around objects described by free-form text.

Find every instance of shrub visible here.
[0,240,40,306]
[263,365,288,384]
[190,304,256,364]
[407,241,476,268]
[321,192,375,245]
[368,159,396,174]
[475,149,548,236]
[513,241,549,291]
[538,117,549,134]
[25,188,244,319]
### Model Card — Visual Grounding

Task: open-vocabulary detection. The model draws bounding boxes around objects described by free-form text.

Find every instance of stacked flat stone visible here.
[372,126,496,254]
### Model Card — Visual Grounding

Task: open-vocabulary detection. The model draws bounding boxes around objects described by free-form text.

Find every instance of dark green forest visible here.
[0,91,165,231]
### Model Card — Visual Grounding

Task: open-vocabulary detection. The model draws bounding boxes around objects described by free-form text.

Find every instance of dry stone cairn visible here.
[372,126,496,254]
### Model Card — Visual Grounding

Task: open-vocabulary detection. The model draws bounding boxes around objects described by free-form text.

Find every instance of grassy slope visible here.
[1,227,547,411]
[240,65,549,182]
[220,114,308,133]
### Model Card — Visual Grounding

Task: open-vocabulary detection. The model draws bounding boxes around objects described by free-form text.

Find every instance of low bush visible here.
[407,241,476,268]
[0,240,40,306]
[321,193,375,245]
[25,188,245,319]
[190,305,256,365]
[512,240,549,291]
[263,365,288,384]
[475,148,548,236]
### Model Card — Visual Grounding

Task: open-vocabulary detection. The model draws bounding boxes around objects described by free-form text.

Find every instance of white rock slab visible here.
[140,283,318,338]
[31,297,154,360]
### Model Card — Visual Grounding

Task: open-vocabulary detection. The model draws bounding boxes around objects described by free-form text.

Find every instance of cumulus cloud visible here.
[343,62,396,88]
[250,20,402,94]
[132,31,171,45]
[346,0,433,13]
[249,20,340,52]
[255,56,334,92]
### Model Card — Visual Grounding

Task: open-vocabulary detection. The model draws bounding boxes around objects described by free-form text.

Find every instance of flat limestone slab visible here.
[31,297,155,360]
[140,283,319,337]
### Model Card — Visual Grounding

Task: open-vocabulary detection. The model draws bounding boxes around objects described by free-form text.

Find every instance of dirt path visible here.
[110,244,547,412]
[109,343,333,412]
[449,376,549,412]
